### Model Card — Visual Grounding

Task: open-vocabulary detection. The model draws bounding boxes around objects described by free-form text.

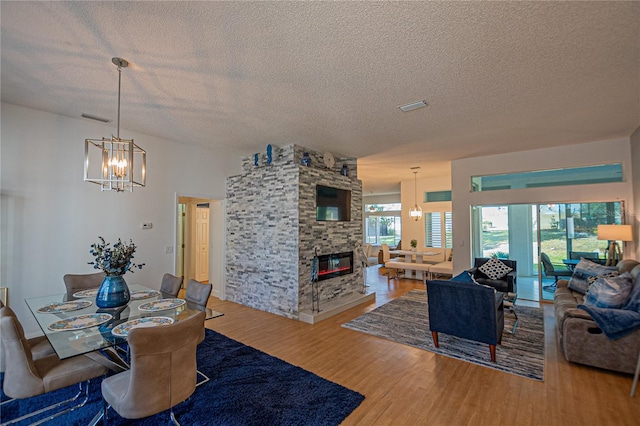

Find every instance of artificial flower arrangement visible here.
[89,236,145,276]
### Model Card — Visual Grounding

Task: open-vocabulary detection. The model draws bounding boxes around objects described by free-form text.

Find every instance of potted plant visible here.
[89,237,144,308]
[410,239,418,251]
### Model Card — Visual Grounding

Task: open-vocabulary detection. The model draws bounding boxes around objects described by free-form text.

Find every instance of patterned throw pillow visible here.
[586,271,619,289]
[584,272,633,308]
[567,258,618,295]
[478,258,513,280]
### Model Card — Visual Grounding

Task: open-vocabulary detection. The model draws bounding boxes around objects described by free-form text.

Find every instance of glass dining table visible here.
[25,283,223,369]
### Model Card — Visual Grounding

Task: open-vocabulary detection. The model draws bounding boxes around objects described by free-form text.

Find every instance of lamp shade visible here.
[597,224,633,242]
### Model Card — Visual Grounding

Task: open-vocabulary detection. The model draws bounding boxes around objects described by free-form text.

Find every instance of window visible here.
[365,203,402,246]
[424,190,452,202]
[425,211,452,248]
[471,163,623,192]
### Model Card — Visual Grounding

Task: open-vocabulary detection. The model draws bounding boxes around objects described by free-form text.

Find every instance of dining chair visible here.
[63,272,104,295]
[184,280,213,386]
[0,305,55,365]
[101,311,205,425]
[160,273,183,298]
[0,312,108,425]
[540,252,572,292]
[185,279,212,310]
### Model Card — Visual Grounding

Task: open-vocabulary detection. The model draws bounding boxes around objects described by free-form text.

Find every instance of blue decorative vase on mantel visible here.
[96,275,130,308]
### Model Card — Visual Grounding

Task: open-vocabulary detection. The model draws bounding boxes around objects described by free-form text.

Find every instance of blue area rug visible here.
[1,329,364,425]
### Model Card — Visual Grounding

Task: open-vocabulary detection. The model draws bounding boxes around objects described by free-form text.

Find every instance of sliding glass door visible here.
[472,201,624,302]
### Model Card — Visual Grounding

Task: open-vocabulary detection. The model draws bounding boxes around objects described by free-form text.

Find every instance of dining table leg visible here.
[85,348,129,373]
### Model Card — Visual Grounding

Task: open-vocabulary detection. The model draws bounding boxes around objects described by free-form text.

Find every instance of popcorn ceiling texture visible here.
[3,2,638,194]
[226,144,362,319]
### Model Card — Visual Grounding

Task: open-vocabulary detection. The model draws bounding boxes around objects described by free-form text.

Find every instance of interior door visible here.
[195,205,210,282]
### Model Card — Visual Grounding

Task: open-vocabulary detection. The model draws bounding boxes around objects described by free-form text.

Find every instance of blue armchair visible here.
[426,278,505,362]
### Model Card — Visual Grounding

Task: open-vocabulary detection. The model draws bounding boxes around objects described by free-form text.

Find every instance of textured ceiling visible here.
[2,1,639,194]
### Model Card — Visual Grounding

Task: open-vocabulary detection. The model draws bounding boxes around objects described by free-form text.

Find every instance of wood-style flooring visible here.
[203,266,639,425]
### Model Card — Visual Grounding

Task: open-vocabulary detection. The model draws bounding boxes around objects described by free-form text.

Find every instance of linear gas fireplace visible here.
[318,251,354,281]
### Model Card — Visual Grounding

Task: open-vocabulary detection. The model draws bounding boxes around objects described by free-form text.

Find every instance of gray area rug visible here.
[342,289,545,381]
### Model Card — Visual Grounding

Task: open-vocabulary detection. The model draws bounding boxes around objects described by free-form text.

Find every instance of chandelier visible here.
[409,169,423,221]
[84,58,146,192]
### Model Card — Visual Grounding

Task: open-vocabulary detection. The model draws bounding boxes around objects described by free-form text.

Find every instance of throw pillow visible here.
[450,270,496,292]
[478,258,513,280]
[584,272,633,308]
[567,258,617,295]
[586,271,619,289]
[451,271,475,283]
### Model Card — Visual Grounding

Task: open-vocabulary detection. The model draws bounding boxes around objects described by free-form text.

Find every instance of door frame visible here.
[174,193,225,299]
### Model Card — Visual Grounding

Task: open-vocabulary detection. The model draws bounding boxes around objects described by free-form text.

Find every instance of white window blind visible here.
[425,211,452,248]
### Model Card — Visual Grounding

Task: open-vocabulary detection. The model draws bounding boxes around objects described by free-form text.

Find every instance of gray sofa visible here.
[554,259,640,374]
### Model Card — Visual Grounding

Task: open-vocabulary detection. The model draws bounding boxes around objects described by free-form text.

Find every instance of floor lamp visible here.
[597,224,633,266]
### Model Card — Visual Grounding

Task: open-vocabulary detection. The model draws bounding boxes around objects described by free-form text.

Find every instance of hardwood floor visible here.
[204,266,639,425]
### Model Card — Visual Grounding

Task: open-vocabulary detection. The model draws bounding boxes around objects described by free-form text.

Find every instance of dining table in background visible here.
[389,249,442,280]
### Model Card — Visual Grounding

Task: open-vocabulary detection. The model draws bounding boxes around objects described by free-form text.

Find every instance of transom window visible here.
[471,163,623,192]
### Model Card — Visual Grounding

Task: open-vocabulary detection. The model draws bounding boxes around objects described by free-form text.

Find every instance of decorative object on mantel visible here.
[410,239,418,251]
[266,144,273,165]
[89,236,145,308]
[341,164,349,177]
[409,167,423,221]
[301,152,311,166]
[84,58,146,192]
[323,151,335,169]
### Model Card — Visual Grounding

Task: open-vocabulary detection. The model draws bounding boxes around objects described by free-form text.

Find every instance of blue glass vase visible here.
[96,275,130,308]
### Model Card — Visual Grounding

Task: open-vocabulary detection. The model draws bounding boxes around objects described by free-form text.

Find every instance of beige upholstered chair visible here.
[185,280,212,310]
[0,312,107,424]
[363,244,378,267]
[160,273,183,298]
[63,272,104,295]
[0,305,55,365]
[101,311,205,425]
[184,280,212,386]
[381,244,391,264]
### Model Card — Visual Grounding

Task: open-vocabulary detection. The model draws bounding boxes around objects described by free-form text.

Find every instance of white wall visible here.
[1,103,239,334]
[631,126,640,259]
[451,137,636,275]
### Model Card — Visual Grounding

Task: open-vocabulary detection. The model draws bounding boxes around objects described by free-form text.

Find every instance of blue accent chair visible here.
[426,278,505,362]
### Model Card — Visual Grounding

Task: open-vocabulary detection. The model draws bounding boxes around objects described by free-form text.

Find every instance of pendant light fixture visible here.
[84,58,146,192]
[409,168,423,221]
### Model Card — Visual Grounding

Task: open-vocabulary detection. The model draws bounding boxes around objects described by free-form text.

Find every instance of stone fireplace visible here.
[225,144,374,323]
